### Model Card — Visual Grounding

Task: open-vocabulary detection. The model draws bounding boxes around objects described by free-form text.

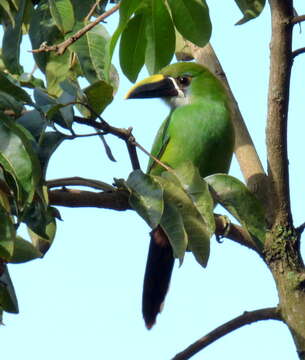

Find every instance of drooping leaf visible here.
[0,264,18,313]
[160,197,188,263]
[145,0,176,74]
[28,207,56,256]
[83,80,113,117]
[157,175,211,267]
[0,204,15,260]
[0,72,33,104]
[234,0,266,25]
[205,174,266,249]
[168,0,211,47]
[9,236,42,264]
[119,12,147,82]
[171,162,215,236]
[49,0,75,34]
[2,0,30,74]
[127,170,164,229]
[0,0,16,26]
[17,110,47,140]
[38,131,67,176]
[0,114,40,207]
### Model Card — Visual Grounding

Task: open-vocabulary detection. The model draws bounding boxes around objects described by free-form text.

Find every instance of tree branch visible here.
[171,307,282,360]
[292,47,305,58]
[184,42,269,216]
[48,188,259,251]
[30,3,120,55]
[291,15,305,25]
[266,0,294,225]
[47,177,115,191]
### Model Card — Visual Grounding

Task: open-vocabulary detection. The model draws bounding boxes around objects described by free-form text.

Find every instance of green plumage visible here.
[127,62,235,328]
[148,62,234,177]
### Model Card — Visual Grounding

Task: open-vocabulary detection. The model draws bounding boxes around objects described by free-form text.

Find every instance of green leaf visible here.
[160,198,188,263]
[0,91,23,115]
[205,174,266,249]
[71,22,110,84]
[18,72,45,89]
[46,51,74,97]
[0,115,40,207]
[171,162,215,236]
[9,236,42,264]
[38,131,67,176]
[234,0,266,25]
[0,204,16,260]
[2,0,30,74]
[105,0,142,79]
[17,110,46,140]
[157,175,211,267]
[0,72,33,104]
[83,80,113,117]
[168,0,211,47]
[119,13,147,82]
[145,0,176,74]
[0,0,16,27]
[49,0,75,34]
[27,207,57,255]
[127,170,164,229]
[28,1,62,73]
[0,264,19,313]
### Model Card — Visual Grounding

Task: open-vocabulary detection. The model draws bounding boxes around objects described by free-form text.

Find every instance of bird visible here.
[125,62,235,329]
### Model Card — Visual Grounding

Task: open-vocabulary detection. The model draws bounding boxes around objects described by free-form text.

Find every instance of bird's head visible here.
[125,62,213,108]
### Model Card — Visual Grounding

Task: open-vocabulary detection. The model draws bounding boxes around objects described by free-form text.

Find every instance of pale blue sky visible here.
[1,1,305,359]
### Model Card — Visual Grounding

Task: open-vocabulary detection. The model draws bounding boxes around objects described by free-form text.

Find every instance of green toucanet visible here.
[126,62,235,328]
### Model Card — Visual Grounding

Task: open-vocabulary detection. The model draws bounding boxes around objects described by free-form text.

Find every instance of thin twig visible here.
[291,15,305,24]
[292,47,305,58]
[85,0,102,21]
[47,177,115,191]
[30,3,120,55]
[172,307,282,360]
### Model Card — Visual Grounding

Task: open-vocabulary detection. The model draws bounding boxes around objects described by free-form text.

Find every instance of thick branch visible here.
[49,188,258,250]
[267,1,294,224]
[185,43,269,213]
[172,307,281,360]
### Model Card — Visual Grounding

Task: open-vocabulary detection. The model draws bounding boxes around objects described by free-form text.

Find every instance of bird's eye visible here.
[176,76,191,87]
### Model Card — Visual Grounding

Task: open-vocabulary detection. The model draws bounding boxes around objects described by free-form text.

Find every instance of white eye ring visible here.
[169,77,185,98]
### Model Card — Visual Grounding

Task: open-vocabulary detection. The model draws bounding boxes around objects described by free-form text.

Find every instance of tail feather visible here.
[142,226,174,329]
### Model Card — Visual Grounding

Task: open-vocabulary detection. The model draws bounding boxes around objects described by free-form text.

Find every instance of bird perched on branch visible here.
[126,62,235,328]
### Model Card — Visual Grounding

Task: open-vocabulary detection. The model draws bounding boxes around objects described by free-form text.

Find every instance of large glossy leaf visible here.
[168,0,211,47]
[9,236,42,264]
[0,72,32,104]
[0,115,40,207]
[234,0,265,25]
[49,0,74,34]
[119,13,147,82]
[71,22,110,84]
[105,0,142,79]
[2,0,30,74]
[205,174,266,249]
[127,170,164,229]
[0,204,15,260]
[157,175,211,267]
[0,264,18,313]
[145,0,175,74]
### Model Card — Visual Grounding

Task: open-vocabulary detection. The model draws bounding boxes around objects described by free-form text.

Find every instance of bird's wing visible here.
[147,115,171,174]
